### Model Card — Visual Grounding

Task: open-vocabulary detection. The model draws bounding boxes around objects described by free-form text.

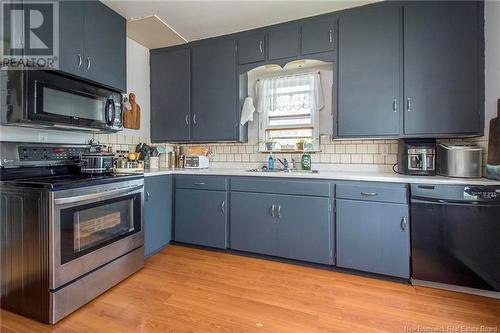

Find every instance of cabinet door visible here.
[83,0,126,91]
[336,199,410,278]
[58,1,85,77]
[144,175,172,257]
[230,192,277,256]
[301,17,335,55]
[175,189,227,249]
[337,5,401,137]
[237,33,265,64]
[150,47,191,142]
[275,195,332,264]
[403,2,480,135]
[268,24,299,61]
[191,39,237,141]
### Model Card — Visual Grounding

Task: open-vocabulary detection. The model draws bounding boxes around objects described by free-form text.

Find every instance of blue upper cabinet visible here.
[403,1,482,136]
[237,33,266,65]
[150,46,191,142]
[268,23,300,61]
[301,16,336,55]
[337,4,401,137]
[191,39,238,141]
[58,0,126,92]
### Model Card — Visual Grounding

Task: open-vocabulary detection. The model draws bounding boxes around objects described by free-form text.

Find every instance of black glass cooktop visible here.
[1,166,143,190]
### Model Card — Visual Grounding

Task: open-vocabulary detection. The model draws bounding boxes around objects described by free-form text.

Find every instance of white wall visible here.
[0,37,150,143]
[485,0,500,134]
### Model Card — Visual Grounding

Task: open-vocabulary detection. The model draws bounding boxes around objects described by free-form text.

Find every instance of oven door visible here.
[50,179,144,289]
[25,71,122,132]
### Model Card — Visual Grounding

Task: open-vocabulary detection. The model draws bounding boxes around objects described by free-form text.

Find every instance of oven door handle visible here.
[54,184,143,205]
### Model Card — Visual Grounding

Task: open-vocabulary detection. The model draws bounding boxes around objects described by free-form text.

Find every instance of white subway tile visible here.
[362,154,374,164]
[345,145,357,153]
[340,154,351,164]
[351,154,362,164]
[356,144,368,153]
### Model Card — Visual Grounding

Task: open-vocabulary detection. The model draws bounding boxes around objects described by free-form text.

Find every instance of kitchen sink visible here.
[246,168,319,174]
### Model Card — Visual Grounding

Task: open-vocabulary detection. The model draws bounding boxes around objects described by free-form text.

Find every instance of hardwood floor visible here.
[1,245,499,333]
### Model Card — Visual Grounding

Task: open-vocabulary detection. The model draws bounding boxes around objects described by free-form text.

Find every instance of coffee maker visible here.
[397,139,436,176]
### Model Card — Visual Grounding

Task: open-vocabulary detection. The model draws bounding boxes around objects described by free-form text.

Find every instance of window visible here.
[256,72,324,151]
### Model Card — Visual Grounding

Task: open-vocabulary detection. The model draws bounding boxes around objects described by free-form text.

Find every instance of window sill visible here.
[258,149,321,154]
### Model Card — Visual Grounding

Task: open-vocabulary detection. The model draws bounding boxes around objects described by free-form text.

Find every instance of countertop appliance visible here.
[184,155,210,169]
[0,142,144,324]
[410,184,500,298]
[437,143,483,178]
[1,70,123,132]
[397,139,436,176]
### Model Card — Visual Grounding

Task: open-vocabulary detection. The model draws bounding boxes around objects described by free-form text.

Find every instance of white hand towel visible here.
[240,97,256,125]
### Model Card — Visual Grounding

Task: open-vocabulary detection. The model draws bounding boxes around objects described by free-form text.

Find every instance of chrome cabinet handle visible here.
[329,29,333,43]
[86,57,91,70]
[271,204,275,218]
[392,99,398,113]
[277,205,281,218]
[259,40,263,53]
[193,182,205,186]
[400,217,408,231]
[220,201,225,214]
[360,191,377,196]
[406,98,412,112]
[77,54,82,68]
[193,114,197,125]
[146,191,150,201]
[185,114,189,125]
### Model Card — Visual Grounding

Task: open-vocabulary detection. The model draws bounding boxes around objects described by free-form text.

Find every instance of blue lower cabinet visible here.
[230,191,333,264]
[174,188,227,249]
[275,195,332,264]
[144,175,173,257]
[230,192,277,256]
[336,199,410,278]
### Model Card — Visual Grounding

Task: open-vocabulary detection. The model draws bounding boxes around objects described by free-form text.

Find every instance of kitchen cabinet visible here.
[58,0,126,91]
[337,5,401,137]
[237,33,265,65]
[230,178,333,265]
[144,175,172,257]
[150,46,191,142]
[403,1,481,136]
[174,176,227,249]
[301,16,335,55]
[191,39,238,141]
[336,182,409,278]
[268,24,300,61]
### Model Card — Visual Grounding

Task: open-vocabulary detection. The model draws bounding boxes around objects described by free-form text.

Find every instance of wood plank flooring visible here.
[1,245,499,332]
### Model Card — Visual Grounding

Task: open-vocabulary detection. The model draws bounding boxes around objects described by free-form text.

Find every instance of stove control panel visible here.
[17,146,87,162]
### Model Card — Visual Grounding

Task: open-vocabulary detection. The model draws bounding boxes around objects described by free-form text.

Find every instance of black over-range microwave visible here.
[1,70,123,132]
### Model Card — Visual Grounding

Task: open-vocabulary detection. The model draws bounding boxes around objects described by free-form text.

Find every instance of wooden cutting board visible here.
[487,99,500,165]
[123,93,141,130]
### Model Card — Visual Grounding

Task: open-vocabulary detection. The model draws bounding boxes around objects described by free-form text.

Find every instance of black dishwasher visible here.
[410,184,500,295]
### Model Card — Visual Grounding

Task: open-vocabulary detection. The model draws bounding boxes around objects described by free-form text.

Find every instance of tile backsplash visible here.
[95,132,490,172]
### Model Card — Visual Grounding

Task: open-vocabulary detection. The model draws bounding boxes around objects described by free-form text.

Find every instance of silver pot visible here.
[79,152,114,174]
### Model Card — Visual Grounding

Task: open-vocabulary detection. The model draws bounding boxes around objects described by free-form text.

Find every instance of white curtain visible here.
[255,72,324,114]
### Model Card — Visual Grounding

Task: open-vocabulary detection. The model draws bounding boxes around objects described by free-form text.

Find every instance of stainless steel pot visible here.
[79,152,114,174]
[437,143,483,178]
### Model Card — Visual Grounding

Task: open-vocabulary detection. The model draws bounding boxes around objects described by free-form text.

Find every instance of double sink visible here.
[246,168,319,174]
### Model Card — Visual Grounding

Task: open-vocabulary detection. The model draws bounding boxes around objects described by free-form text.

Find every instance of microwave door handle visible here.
[105,99,116,125]
[54,184,143,205]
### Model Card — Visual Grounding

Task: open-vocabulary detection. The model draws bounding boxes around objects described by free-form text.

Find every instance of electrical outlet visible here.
[381,144,389,156]
[38,132,48,142]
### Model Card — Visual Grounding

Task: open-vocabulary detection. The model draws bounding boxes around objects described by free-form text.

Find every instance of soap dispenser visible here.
[268,153,275,170]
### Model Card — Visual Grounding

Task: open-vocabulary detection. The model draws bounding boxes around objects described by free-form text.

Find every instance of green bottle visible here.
[301,153,311,170]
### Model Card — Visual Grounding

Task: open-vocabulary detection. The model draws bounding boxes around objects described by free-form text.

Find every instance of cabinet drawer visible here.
[230,178,331,197]
[175,175,226,191]
[336,182,407,203]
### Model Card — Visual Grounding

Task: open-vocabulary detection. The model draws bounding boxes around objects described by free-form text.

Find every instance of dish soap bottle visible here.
[268,153,275,170]
[301,153,311,170]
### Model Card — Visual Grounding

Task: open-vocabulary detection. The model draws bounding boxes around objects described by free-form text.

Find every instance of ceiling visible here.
[104,0,378,48]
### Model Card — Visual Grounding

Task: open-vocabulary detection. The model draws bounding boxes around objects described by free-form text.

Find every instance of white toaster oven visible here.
[184,155,210,169]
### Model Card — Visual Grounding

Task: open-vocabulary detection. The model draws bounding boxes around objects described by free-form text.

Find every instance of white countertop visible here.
[141,167,500,186]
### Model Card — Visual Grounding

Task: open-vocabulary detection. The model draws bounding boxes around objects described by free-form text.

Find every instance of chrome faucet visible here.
[277,158,289,170]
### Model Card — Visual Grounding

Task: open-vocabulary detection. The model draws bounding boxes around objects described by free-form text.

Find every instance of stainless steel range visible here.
[0,142,144,324]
